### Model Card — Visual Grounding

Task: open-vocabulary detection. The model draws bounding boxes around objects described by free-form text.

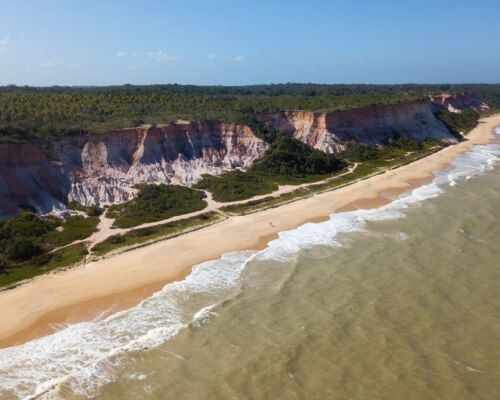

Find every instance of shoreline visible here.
[1,114,499,349]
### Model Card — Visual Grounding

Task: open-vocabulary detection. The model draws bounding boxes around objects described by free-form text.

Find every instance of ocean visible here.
[1,130,499,399]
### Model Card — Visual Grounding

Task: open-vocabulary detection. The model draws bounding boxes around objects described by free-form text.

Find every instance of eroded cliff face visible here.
[0,121,268,216]
[0,143,69,217]
[0,97,484,217]
[257,100,459,153]
[430,93,489,113]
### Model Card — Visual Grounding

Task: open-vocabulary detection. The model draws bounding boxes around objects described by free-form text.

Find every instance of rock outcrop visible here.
[0,96,486,217]
[0,121,268,216]
[0,143,69,217]
[430,93,489,113]
[257,100,458,153]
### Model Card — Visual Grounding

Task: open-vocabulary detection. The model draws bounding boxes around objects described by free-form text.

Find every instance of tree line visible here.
[1,83,498,141]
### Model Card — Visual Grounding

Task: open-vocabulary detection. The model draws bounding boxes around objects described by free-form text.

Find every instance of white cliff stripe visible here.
[0,141,498,400]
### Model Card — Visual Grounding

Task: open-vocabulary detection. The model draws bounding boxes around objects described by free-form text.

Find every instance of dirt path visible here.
[51,164,359,255]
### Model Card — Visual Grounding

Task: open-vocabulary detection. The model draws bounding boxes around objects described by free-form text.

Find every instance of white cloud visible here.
[146,50,179,61]
[234,55,244,63]
[115,50,179,62]
[208,53,216,59]
[0,37,10,46]
[39,59,65,68]
[39,59,79,69]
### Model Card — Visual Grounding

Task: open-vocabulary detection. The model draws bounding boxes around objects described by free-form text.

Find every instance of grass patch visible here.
[194,170,278,202]
[92,212,223,256]
[108,184,207,228]
[43,215,100,248]
[0,243,88,288]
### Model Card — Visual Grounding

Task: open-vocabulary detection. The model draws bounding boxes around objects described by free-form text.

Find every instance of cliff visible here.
[256,100,459,153]
[0,143,69,217]
[430,93,489,113]
[0,121,268,216]
[0,98,483,217]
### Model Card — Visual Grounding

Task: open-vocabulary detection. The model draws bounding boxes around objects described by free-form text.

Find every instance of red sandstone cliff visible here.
[0,97,486,217]
[0,143,69,216]
[0,121,268,216]
[257,100,459,153]
[430,93,489,113]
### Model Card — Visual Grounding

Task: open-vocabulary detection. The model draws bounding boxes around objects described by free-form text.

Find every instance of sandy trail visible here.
[0,115,498,348]
[52,163,359,252]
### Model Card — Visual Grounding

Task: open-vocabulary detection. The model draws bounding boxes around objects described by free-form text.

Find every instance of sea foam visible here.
[0,138,499,400]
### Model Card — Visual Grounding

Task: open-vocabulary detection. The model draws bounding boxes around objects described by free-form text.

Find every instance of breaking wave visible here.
[0,138,498,399]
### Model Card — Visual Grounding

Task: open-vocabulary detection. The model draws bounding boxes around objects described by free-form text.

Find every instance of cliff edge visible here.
[0,97,485,217]
[256,100,458,153]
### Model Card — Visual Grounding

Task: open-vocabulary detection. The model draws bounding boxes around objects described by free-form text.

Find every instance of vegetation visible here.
[194,171,278,202]
[67,201,104,216]
[308,164,378,192]
[195,135,346,202]
[338,137,444,167]
[107,184,207,228]
[0,243,88,288]
[219,164,378,215]
[252,135,346,180]
[0,83,498,141]
[219,139,446,217]
[42,215,100,247]
[437,109,480,136]
[0,211,98,287]
[92,212,223,256]
[219,189,313,215]
[0,83,495,286]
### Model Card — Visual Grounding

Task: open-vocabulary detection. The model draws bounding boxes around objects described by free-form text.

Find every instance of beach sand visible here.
[1,114,499,348]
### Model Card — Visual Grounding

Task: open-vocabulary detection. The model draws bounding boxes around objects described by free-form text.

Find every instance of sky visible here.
[0,0,499,86]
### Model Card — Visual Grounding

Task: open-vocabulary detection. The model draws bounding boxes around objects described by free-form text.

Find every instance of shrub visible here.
[195,135,346,201]
[111,184,207,228]
[437,109,480,136]
[131,118,145,126]
[5,238,43,261]
[339,143,380,161]
[2,211,55,237]
[86,205,103,217]
[67,201,104,216]
[194,171,278,202]
[0,257,8,273]
[252,135,346,178]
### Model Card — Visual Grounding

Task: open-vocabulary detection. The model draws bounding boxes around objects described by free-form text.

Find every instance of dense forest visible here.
[2,83,496,284]
[0,83,499,140]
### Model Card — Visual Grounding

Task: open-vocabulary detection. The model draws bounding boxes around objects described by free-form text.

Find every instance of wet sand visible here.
[0,113,498,349]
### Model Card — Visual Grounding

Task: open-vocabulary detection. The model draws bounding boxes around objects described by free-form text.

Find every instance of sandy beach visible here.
[1,113,499,349]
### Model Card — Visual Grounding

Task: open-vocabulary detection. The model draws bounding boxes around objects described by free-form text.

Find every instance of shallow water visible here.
[0,138,499,400]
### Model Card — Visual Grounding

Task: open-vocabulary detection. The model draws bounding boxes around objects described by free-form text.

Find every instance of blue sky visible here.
[0,0,499,85]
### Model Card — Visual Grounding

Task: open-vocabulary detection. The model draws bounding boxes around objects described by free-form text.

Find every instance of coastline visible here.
[1,114,499,349]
